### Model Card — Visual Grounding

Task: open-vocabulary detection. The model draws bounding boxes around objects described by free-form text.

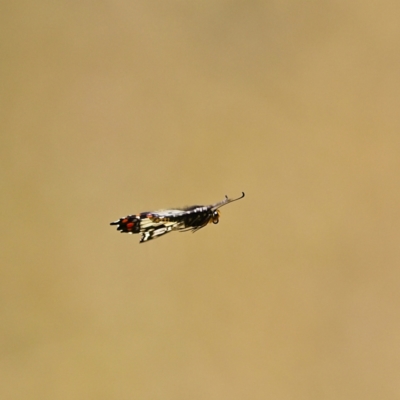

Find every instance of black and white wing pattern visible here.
[110,192,245,243]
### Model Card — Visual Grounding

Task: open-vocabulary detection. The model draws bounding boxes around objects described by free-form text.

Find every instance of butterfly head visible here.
[211,210,220,224]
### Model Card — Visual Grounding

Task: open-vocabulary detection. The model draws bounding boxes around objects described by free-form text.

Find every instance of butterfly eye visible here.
[212,211,219,224]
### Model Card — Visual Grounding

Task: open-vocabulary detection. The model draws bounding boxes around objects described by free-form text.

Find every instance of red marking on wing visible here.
[110,215,140,234]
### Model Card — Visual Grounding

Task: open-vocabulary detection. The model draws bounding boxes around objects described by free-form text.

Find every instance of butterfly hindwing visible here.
[110,215,140,234]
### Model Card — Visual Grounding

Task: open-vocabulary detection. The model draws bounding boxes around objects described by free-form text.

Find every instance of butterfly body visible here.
[110,192,244,243]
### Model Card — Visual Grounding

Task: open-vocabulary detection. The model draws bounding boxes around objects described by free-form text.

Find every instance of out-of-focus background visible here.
[2,1,400,399]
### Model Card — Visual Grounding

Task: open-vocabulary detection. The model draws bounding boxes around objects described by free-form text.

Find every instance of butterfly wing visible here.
[110,215,140,233]
[137,210,186,243]
[110,200,224,243]
[139,223,177,242]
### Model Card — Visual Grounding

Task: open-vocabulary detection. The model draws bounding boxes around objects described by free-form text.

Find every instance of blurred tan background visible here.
[2,1,400,399]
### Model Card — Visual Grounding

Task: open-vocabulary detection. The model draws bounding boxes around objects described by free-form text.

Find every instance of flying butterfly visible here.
[110,192,245,243]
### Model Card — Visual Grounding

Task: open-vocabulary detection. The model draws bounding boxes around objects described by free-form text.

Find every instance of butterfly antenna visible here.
[215,192,245,210]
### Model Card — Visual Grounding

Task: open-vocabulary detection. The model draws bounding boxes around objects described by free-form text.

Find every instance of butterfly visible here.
[110,192,245,243]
